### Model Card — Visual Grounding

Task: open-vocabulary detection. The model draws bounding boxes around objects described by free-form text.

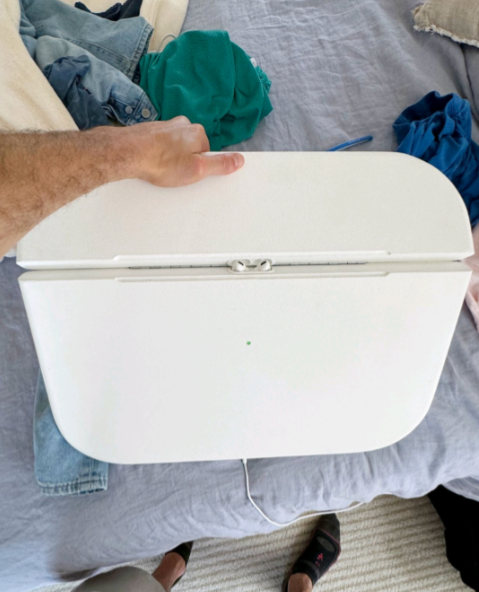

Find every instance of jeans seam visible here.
[38,475,108,495]
[131,23,153,83]
[37,472,108,487]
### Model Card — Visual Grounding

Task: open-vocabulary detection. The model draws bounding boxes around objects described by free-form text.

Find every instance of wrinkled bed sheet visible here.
[3,0,479,590]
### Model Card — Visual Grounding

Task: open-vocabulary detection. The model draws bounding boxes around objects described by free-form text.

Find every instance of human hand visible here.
[0,122,244,257]
[123,116,245,187]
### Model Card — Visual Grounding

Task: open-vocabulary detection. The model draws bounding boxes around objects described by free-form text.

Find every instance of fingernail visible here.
[234,154,245,168]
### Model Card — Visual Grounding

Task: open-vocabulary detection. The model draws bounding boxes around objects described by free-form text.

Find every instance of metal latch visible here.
[229,259,274,274]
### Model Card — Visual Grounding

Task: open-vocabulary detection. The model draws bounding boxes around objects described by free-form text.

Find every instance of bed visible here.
[3,0,479,589]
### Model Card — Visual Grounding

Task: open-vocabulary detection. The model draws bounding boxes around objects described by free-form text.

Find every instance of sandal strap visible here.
[166,541,193,566]
[166,541,194,588]
[290,515,341,587]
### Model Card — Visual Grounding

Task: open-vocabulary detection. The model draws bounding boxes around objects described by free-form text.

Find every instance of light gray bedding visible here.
[3,0,479,590]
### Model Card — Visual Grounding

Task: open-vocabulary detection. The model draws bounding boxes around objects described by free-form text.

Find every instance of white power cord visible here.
[241,458,364,527]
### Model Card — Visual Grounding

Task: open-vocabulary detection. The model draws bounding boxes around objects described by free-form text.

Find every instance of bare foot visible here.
[152,551,186,592]
[288,573,313,592]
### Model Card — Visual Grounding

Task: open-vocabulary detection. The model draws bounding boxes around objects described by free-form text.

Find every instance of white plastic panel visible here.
[17,152,473,269]
[19,262,470,463]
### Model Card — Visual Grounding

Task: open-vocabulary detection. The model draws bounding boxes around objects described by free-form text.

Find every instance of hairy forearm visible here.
[0,119,243,259]
[0,127,131,256]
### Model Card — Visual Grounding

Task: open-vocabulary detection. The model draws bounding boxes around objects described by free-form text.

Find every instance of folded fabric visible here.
[63,0,190,53]
[21,0,152,80]
[21,0,158,127]
[43,56,109,130]
[139,30,273,150]
[393,91,479,226]
[0,0,188,132]
[34,371,108,496]
[75,0,143,21]
[413,0,479,50]
[37,37,158,126]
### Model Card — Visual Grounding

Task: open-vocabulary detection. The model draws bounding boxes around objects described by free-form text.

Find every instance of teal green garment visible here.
[139,30,273,150]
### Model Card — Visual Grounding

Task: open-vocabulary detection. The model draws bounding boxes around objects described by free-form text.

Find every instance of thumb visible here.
[196,152,245,179]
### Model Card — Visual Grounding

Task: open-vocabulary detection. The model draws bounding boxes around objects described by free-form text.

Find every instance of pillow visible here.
[413,0,479,48]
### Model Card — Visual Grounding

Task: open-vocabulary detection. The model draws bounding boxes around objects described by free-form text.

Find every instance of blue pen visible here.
[327,135,373,152]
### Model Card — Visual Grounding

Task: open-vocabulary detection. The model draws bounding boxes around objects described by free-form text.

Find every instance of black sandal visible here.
[282,514,341,591]
[165,541,194,588]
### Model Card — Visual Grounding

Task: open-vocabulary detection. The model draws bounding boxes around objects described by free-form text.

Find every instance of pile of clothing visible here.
[394,91,479,226]
[20,0,273,148]
[394,91,479,334]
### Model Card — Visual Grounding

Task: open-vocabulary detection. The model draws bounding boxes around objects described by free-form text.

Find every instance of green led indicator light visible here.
[246,341,251,346]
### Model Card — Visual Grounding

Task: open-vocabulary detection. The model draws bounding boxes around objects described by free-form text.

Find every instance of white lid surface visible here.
[19,262,471,462]
[17,152,473,269]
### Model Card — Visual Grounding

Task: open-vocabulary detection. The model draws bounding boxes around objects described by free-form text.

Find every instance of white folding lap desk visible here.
[17,153,473,464]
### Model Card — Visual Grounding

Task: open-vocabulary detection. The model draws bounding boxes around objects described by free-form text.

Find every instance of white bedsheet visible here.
[2,0,479,590]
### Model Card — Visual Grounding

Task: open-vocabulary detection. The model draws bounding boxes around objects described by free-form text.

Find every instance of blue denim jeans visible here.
[35,372,109,495]
[21,0,151,79]
[20,0,158,126]
[43,56,111,130]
